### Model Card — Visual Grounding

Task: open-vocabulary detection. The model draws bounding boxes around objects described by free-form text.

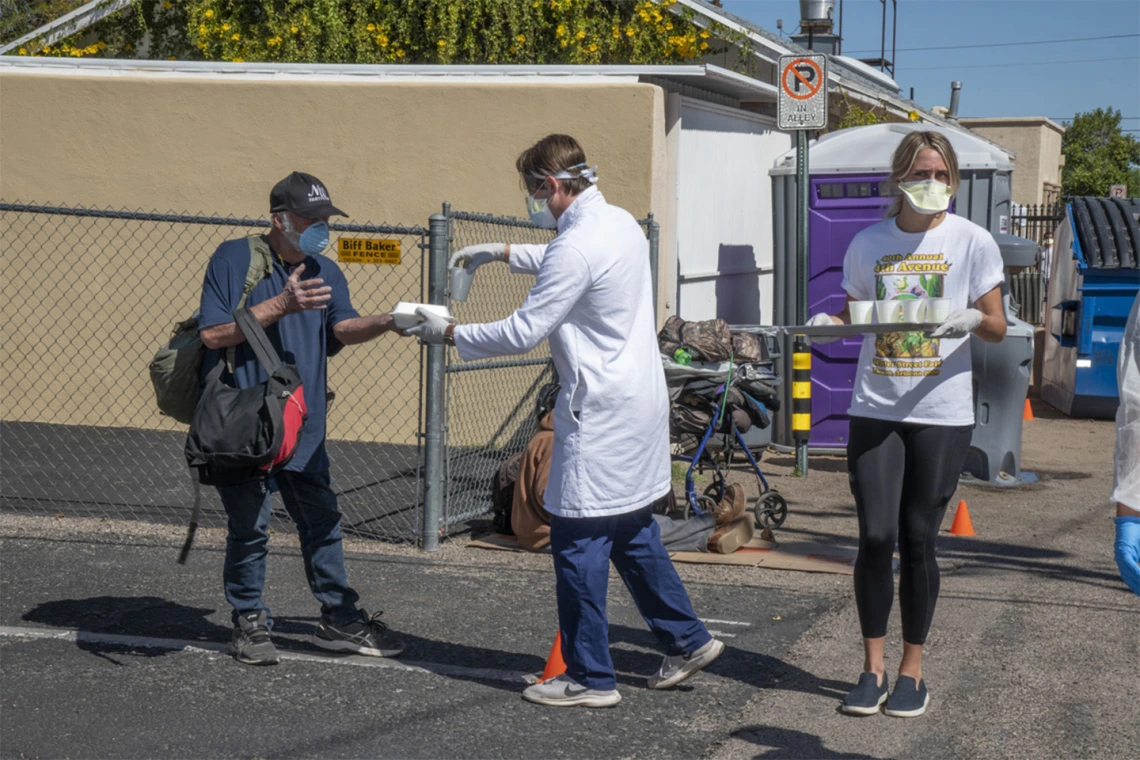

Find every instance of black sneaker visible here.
[841,671,888,715]
[884,675,929,718]
[313,609,405,657]
[231,610,280,666]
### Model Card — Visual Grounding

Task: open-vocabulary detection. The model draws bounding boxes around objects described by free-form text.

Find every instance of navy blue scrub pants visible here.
[549,504,712,691]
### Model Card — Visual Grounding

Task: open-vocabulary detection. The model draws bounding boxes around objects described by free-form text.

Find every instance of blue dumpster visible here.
[1042,197,1140,418]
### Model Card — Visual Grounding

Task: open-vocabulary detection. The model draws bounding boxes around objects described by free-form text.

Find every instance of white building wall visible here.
[673,97,793,326]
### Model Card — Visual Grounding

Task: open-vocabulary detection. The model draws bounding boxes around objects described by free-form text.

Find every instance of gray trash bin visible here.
[961,234,1036,486]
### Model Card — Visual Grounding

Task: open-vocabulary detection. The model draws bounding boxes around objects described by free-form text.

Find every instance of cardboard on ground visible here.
[469,532,856,575]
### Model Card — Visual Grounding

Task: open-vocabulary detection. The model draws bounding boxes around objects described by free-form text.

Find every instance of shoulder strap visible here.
[232,307,283,375]
[237,235,274,310]
[226,235,275,371]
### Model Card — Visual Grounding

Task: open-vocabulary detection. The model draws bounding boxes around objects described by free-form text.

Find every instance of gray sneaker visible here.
[231,610,280,666]
[522,674,622,708]
[313,609,405,657]
[647,638,725,690]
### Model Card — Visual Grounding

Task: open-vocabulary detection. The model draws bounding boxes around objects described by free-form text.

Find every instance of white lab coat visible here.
[454,187,671,518]
[1113,293,1140,510]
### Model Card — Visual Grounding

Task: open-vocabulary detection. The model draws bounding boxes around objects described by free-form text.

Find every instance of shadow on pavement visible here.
[730,725,877,759]
[20,595,545,691]
[768,525,1123,590]
[609,624,849,699]
[22,595,231,666]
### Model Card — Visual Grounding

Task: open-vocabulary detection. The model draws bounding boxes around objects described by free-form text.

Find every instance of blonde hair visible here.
[516,134,593,195]
[885,130,961,218]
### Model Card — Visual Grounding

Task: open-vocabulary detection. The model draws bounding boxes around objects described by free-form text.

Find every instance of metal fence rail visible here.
[0,201,427,543]
[434,208,658,539]
[1010,202,1065,248]
[2,199,660,549]
[1008,202,1065,326]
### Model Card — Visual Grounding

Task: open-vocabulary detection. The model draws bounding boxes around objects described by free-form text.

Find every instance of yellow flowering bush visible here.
[13,0,745,69]
[13,0,190,61]
[831,89,900,131]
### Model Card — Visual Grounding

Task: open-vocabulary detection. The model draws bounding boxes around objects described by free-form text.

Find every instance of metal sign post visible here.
[779,54,827,477]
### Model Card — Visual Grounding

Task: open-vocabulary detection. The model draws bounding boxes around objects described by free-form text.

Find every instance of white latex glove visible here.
[404,307,457,345]
[806,313,840,344]
[929,308,983,339]
[448,244,507,273]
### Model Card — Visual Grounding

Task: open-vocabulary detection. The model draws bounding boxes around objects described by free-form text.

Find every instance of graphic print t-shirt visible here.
[841,214,1004,426]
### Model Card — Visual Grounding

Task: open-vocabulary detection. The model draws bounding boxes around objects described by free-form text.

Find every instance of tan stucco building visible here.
[0,52,1001,446]
[959,116,1065,206]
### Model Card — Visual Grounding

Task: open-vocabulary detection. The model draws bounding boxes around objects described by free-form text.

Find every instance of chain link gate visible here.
[424,206,659,542]
[0,202,428,543]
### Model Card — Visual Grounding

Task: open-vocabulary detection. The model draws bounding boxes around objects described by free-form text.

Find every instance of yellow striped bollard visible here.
[792,335,811,476]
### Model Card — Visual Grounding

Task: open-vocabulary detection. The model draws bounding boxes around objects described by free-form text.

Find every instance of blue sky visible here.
[721,0,1140,132]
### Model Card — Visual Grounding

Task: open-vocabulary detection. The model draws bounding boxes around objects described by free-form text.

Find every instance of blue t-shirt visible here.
[198,237,359,472]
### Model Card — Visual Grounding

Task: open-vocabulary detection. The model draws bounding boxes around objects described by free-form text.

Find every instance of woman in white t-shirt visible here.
[808,130,1007,718]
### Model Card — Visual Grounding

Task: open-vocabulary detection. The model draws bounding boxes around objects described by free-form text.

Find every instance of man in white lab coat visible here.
[408,134,723,708]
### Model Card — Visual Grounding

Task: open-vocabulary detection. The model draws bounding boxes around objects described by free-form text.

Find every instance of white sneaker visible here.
[648,638,725,690]
[521,674,622,708]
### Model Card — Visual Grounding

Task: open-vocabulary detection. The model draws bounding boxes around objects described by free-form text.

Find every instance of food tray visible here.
[781,322,940,337]
[731,323,940,338]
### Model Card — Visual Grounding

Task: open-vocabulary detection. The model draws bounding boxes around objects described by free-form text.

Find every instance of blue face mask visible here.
[297,220,330,256]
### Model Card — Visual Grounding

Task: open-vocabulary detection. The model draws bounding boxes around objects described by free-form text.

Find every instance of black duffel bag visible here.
[184,307,308,487]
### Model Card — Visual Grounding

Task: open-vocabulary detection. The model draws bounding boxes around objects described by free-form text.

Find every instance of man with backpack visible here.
[197,171,404,665]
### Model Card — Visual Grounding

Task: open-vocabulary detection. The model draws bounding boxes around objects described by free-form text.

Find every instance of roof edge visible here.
[959,116,1066,134]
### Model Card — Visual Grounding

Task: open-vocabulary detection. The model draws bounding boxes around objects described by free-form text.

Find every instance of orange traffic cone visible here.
[949,500,976,536]
[538,632,567,683]
[1023,399,1034,421]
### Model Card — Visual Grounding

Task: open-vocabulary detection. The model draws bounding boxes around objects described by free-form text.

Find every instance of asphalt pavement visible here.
[2,402,1136,759]
[0,534,835,759]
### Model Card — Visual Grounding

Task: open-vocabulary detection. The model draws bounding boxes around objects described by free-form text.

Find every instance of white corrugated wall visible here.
[673,97,793,326]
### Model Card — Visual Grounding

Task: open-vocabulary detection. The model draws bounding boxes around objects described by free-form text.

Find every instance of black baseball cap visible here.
[270,171,347,218]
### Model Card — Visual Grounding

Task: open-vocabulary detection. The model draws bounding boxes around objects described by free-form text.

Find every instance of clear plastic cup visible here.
[876,300,903,324]
[902,298,927,323]
[449,267,473,302]
[849,301,875,325]
[928,298,951,323]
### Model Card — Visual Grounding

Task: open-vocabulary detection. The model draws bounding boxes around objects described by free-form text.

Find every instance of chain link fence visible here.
[0,201,427,543]
[1,200,659,547]
[438,209,658,537]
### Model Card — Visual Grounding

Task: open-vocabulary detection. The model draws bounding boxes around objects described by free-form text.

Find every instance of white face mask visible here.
[525,191,557,229]
[898,179,953,215]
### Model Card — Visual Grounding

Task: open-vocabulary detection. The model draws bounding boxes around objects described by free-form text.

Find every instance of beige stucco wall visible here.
[959,117,1065,205]
[0,69,664,446]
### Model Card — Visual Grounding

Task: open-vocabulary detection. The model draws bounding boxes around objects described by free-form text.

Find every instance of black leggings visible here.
[847,417,973,645]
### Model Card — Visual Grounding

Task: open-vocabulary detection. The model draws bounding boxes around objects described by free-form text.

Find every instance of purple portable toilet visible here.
[770,123,1015,450]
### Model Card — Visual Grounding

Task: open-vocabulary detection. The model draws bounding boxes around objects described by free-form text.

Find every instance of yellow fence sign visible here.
[338,238,401,265]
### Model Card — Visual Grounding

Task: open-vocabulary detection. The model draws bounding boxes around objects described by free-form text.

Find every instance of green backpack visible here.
[150,235,273,424]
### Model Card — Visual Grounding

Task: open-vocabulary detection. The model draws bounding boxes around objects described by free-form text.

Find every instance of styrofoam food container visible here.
[876,300,903,323]
[850,301,875,324]
[901,298,927,322]
[928,298,952,322]
[390,302,453,330]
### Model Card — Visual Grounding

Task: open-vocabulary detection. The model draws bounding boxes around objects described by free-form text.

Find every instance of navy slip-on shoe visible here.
[840,672,889,716]
[884,675,930,718]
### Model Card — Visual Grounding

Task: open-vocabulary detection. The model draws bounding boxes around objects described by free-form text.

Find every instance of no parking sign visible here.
[778,54,828,130]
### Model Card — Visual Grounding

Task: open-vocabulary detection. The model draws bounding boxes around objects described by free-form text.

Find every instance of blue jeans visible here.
[550,505,711,691]
[217,470,360,626]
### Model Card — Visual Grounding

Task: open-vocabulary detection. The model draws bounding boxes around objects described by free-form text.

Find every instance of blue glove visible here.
[1115,516,1140,596]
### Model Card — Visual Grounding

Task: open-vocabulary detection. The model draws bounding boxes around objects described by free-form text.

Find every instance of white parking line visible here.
[700,618,752,627]
[0,625,534,684]
[705,631,738,639]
